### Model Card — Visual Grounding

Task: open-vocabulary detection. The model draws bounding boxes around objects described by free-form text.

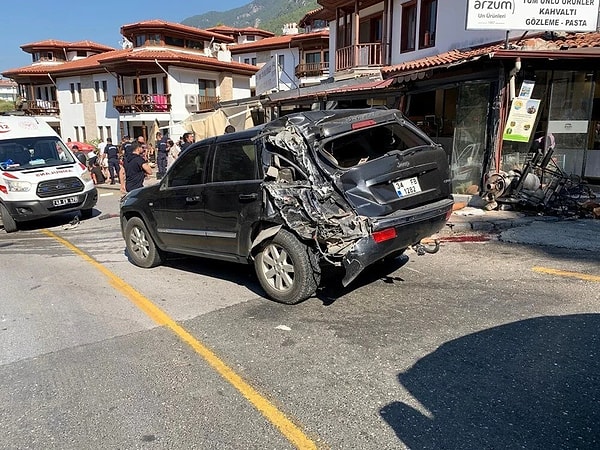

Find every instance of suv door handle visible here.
[185,196,201,203]
[239,193,258,201]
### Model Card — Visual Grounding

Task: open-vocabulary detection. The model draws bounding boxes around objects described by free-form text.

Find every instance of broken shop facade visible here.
[267,32,600,197]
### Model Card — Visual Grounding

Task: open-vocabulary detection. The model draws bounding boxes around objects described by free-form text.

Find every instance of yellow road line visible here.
[532,266,600,282]
[42,229,319,450]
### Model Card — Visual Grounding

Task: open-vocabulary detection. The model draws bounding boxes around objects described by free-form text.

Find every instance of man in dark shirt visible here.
[180,132,195,152]
[121,136,133,160]
[120,141,152,193]
[105,137,120,184]
[156,131,168,179]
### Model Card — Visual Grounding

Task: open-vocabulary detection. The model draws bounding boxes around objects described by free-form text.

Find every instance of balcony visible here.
[335,42,389,72]
[20,99,60,116]
[112,93,171,113]
[189,95,221,112]
[295,62,330,79]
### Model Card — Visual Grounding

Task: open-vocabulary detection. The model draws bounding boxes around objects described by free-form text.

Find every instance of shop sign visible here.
[503,97,541,142]
[466,0,599,32]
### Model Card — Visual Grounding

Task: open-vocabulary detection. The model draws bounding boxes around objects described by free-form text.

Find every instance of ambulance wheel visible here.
[0,203,18,233]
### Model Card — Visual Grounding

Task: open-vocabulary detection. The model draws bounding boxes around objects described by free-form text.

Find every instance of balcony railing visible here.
[20,99,60,115]
[335,42,389,72]
[112,93,172,113]
[295,62,330,78]
[191,95,221,112]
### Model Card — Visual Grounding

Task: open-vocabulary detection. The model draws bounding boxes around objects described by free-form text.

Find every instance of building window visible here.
[98,126,104,141]
[74,126,86,142]
[165,36,185,47]
[419,0,437,48]
[278,54,285,68]
[106,126,111,141]
[401,1,417,52]
[94,80,108,102]
[151,78,158,94]
[77,50,87,57]
[306,52,321,64]
[70,83,82,103]
[198,79,217,98]
[246,35,256,42]
[244,58,250,64]
[135,35,146,47]
[251,57,257,66]
[186,39,204,50]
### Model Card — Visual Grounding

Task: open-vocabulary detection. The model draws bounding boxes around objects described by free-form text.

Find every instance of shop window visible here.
[401,2,417,52]
[419,0,437,48]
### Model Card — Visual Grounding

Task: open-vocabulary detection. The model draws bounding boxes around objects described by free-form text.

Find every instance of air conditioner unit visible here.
[185,94,198,107]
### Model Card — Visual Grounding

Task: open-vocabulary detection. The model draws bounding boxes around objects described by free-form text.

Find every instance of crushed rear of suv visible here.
[120,108,453,304]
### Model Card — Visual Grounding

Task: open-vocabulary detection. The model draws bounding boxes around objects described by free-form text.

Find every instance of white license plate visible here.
[393,177,422,197]
[53,196,79,206]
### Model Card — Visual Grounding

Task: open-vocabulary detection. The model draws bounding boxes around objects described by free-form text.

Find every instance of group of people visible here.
[88,132,196,193]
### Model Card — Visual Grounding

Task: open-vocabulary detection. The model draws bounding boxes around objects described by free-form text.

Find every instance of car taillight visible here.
[352,119,376,130]
[372,227,397,243]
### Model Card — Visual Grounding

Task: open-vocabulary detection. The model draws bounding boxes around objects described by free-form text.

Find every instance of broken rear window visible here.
[320,123,429,169]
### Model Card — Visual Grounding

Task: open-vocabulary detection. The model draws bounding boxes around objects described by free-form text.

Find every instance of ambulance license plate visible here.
[53,196,79,206]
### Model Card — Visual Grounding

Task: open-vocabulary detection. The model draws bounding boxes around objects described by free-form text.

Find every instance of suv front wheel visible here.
[124,216,164,268]
[255,229,320,304]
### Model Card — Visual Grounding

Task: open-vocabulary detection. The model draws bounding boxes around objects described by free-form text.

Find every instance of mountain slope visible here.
[182,0,319,35]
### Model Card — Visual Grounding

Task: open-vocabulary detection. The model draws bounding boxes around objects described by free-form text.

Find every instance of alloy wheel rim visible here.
[261,243,295,292]
[131,226,150,259]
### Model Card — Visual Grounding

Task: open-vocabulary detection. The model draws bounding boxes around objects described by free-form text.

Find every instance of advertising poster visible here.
[502,97,541,143]
[466,0,599,32]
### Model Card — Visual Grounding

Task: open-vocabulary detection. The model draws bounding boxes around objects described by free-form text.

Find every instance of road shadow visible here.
[380,314,600,449]
[316,254,410,305]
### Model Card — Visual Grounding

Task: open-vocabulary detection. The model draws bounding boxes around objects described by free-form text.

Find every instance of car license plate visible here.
[393,177,422,197]
[53,196,79,206]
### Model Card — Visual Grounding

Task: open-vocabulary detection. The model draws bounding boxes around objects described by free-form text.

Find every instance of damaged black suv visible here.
[120,108,453,304]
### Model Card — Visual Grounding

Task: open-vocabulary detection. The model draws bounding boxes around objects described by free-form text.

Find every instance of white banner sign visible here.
[466,0,599,32]
[255,57,279,96]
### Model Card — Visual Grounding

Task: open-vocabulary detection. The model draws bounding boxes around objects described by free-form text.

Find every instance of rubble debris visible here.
[482,136,597,218]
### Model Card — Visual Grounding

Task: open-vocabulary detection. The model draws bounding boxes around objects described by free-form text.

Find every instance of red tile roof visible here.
[382,32,600,77]
[3,47,259,78]
[120,19,234,43]
[206,25,275,38]
[230,35,295,52]
[20,39,114,53]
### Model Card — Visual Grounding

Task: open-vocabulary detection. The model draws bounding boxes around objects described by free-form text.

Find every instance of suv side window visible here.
[167,145,209,187]
[212,140,257,182]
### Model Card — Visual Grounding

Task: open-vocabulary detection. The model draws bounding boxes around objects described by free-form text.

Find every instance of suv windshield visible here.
[0,136,76,170]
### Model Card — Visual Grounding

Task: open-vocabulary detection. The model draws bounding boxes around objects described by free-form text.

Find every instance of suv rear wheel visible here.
[255,229,320,304]
[124,216,163,268]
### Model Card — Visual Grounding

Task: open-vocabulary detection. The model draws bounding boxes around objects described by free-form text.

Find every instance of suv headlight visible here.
[6,180,32,192]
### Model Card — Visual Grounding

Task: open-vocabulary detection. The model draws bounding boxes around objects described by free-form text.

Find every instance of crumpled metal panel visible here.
[257,120,370,258]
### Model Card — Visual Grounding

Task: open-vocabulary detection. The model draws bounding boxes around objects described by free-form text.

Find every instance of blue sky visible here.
[0,0,250,73]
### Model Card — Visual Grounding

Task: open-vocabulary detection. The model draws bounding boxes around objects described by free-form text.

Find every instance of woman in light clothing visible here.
[167,139,180,169]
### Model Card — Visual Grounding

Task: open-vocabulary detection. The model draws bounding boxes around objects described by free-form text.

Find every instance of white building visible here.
[2,20,258,142]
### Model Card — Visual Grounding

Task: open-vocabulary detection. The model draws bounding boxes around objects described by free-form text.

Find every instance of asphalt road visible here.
[0,185,599,449]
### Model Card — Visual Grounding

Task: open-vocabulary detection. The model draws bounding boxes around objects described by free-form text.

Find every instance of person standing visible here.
[121,136,133,160]
[105,137,120,184]
[155,131,168,178]
[167,138,180,169]
[120,141,152,193]
[180,132,195,152]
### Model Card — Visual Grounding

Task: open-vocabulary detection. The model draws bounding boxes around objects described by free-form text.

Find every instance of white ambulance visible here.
[0,116,97,233]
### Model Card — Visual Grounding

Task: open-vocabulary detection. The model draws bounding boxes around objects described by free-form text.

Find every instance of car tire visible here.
[124,216,163,268]
[254,228,320,304]
[0,203,18,233]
